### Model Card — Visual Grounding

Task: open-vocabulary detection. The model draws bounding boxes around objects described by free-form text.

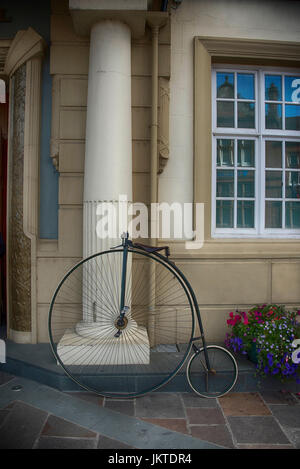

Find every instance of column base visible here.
[57,323,150,365]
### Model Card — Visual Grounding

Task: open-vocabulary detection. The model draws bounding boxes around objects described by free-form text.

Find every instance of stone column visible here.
[67,19,151,365]
[83,20,132,257]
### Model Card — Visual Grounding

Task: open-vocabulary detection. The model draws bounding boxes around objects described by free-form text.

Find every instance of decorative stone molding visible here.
[8,64,32,335]
[50,75,60,170]
[5,28,46,343]
[198,36,300,62]
[4,27,46,76]
[194,35,300,247]
[158,77,169,174]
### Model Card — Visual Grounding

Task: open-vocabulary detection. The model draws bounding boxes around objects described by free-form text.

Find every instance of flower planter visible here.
[225,304,300,384]
[248,342,258,364]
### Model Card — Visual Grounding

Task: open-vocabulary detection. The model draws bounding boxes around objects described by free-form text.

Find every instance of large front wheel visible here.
[48,248,195,398]
[186,345,238,398]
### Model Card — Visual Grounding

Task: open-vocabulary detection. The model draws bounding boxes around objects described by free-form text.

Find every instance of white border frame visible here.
[212,65,300,239]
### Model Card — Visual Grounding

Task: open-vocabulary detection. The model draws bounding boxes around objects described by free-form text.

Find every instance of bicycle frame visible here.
[115,234,212,372]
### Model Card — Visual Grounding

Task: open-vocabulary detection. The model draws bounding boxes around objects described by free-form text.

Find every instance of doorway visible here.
[0,78,8,338]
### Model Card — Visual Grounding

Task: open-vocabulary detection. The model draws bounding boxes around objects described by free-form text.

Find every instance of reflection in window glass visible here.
[266,141,282,168]
[285,172,300,199]
[265,201,282,228]
[286,202,300,228]
[238,140,255,167]
[285,76,300,102]
[265,103,282,129]
[217,101,234,127]
[237,201,254,228]
[237,73,255,100]
[285,104,300,131]
[216,200,234,228]
[237,170,255,197]
[217,139,234,166]
[265,75,282,101]
[217,73,234,98]
[217,170,234,197]
[265,171,282,198]
[286,142,300,169]
[238,102,255,128]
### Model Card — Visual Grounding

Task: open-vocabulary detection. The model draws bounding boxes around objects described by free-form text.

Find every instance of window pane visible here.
[265,103,282,129]
[216,200,234,228]
[285,76,300,102]
[237,73,255,100]
[265,75,282,101]
[217,170,234,197]
[285,104,300,131]
[217,101,234,127]
[265,141,282,168]
[237,170,255,197]
[286,202,300,228]
[217,139,234,166]
[237,201,254,228]
[217,73,234,98]
[265,171,282,198]
[265,201,282,228]
[238,140,255,167]
[286,142,300,169]
[285,172,300,198]
[238,102,255,128]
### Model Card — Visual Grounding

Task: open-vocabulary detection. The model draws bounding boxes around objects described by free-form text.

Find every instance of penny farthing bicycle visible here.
[48,233,238,398]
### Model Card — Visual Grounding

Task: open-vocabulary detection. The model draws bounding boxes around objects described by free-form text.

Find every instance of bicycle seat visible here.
[132,242,170,258]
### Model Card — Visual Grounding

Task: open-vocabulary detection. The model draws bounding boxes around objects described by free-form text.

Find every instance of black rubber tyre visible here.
[186,345,238,398]
[48,248,195,398]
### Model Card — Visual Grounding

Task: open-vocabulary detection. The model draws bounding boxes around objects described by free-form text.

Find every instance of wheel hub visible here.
[114,316,128,330]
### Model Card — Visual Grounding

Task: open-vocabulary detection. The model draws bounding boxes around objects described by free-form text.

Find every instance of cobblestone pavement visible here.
[0,371,299,449]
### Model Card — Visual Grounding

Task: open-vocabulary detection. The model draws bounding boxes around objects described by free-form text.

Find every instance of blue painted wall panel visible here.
[0,0,58,239]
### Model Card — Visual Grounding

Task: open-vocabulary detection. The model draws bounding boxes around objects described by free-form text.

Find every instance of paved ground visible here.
[0,371,300,449]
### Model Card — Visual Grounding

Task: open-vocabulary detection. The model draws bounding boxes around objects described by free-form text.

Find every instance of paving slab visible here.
[0,377,223,449]
[281,428,300,449]
[260,391,299,405]
[186,407,226,425]
[190,425,235,448]
[236,443,294,449]
[42,414,97,438]
[0,401,48,449]
[36,436,98,449]
[97,435,135,449]
[104,399,135,416]
[135,393,185,419]
[141,418,189,435]
[1,373,300,449]
[269,404,300,428]
[219,392,271,416]
[227,416,290,445]
[180,393,218,408]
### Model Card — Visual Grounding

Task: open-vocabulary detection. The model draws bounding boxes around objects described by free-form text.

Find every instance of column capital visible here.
[69,1,168,39]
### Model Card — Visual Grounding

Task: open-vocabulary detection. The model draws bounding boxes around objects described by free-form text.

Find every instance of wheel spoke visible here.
[49,248,195,398]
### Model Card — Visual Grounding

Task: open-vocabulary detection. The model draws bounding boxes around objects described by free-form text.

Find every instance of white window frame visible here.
[212,65,300,239]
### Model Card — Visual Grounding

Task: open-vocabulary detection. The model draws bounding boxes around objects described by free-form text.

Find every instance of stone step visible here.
[1,340,299,394]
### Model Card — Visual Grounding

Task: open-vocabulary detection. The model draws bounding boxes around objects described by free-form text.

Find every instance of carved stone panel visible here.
[158,77,169,174]
[8,64,31,332]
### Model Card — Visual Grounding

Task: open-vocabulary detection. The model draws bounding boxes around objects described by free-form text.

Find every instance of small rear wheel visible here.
[186,345,238,398]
